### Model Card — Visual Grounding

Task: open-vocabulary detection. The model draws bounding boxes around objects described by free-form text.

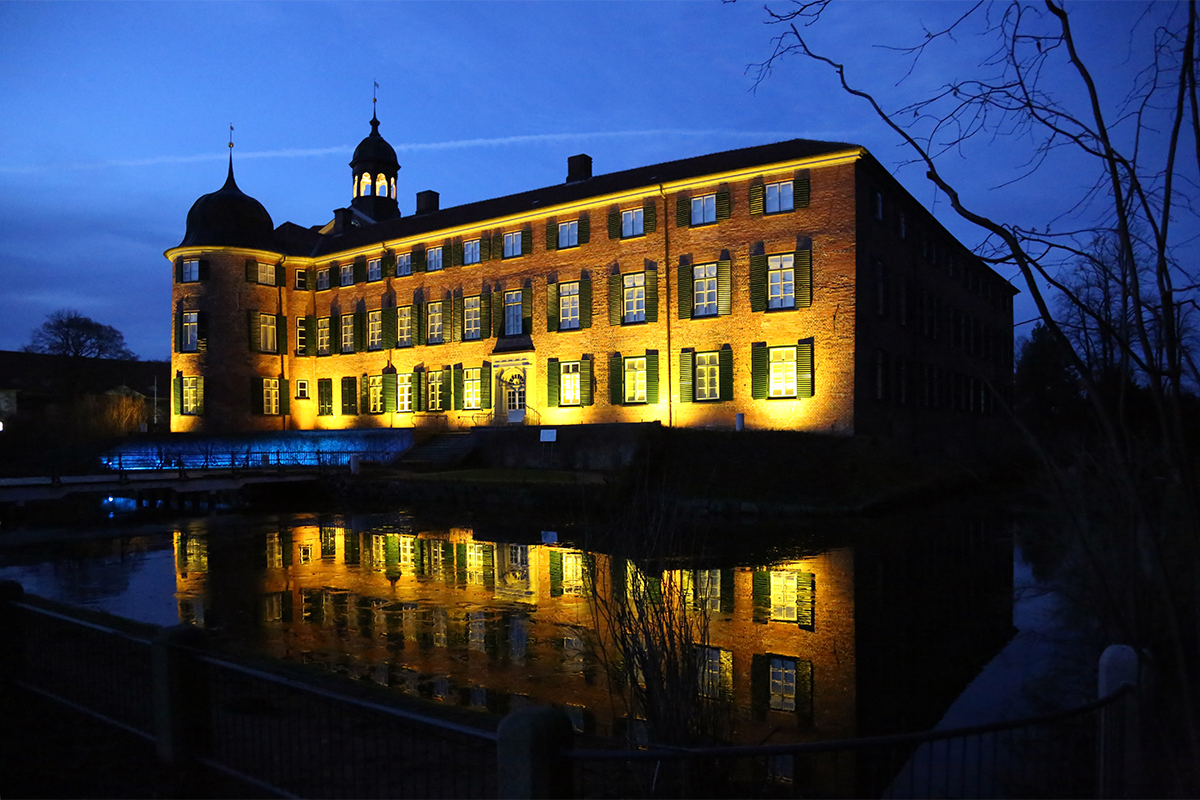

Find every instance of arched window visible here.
[359,173,372,197]
[352,175,358,198]
[376,174,387,197]
[390,177,396,199]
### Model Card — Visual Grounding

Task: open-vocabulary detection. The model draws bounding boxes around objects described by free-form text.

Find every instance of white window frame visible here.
[294,269,307,290]
[559,282,580,330]
[317,268,330,290]
[367,310,382,351]
[697,645,726,699]
[768,254,795,310]
[427,246,443,272]
[504,290,522,336]
[398,373,413,412]
[624,356,647,404]
[561,361,581,406]
[503,231,522,258]
[368,374,384,413]
[397,306,412,347]
[770,656,798,711]
[317,317,330,356]
[428,369,444,411]
[367,258,382,281]
[621,208,644,238]
[769,347,797,398]
[693,263,717,317]
[691,194,716,225]
[622,273,645,324]
[260,314,277,353]
[182,376,201,415]
[695,351,719,401]
[463,367,481,410]
[770,571,798,621]
[263,378,280,415]
[396,252,412,276]
[295,379,309,400]
[464,296,481,340]
[463,239,480,265]
[340,315,354,352]
[182,311,198,352]
[765,180,794,214]
[427,301,443,344]
[340,263,354,286]
[257,261,275,285]
[558,220,579,249]
[182,259,200,282]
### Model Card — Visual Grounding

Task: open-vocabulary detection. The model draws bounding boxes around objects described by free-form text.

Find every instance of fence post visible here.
[0,581,26,687]
[1098,644,1140,799]
[153,624,211,767]
[497,706,574,799]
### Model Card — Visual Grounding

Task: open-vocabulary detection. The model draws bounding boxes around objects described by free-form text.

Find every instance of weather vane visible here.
[373,80,379,109]
[229,123,234,150]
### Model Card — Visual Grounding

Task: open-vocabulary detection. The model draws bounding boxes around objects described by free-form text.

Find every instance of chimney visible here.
[567,154,592,183]
[416,190,440,215]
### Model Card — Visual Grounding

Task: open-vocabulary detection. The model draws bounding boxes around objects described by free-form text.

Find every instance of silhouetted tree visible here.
[25,309,138,360]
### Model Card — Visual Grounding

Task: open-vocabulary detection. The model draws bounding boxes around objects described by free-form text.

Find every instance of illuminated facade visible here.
[168,116,1014,444]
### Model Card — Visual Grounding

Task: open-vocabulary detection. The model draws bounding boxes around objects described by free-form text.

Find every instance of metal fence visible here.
[100,448,397,472]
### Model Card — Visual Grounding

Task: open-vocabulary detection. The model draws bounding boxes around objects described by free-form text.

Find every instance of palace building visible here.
[167,114,1014,449]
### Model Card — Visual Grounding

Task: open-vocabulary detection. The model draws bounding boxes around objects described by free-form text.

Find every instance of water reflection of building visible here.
[172,512,1011,749]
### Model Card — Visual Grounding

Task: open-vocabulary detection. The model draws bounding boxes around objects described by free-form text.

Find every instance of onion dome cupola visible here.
[350,112,400,222]
[178,155,276,251]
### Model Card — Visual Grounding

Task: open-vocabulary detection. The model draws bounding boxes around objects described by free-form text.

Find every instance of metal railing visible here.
[100,448,396,472]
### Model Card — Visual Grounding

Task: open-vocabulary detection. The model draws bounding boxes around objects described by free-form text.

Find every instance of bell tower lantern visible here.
[350,112,400,222]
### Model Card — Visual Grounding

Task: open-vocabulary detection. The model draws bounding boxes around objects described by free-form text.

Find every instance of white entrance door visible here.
[505,374,526,424]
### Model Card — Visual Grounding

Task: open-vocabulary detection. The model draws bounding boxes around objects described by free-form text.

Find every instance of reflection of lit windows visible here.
[371,535,386,568]
[299,545,313,565]
[509,544,528,568]
[399,536,415,567]
[768,754,794,784]
[697,645,732,699]
[469,687,488,709]
[566,704,587,733]
[771,571,797,621]
[320,527,337,559]
[434,675,450,700]
[469,611,486,651]
[564,633,585,673]
[562,551,584,594]
[695,569,721,611]
[263,593,282,622]
[265,532,282,569]
[433,609,448,648]
[466,542,487,585]
[510,615,528,662]
[182,535,208,573]
[770,656,797,711]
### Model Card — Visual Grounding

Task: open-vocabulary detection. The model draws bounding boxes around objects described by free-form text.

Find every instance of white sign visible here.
[540,429,557,442]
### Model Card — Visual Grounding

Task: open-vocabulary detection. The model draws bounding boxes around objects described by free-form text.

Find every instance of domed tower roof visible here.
[349,112,400,222]
[178,157,276,251]
[353,113,399,166]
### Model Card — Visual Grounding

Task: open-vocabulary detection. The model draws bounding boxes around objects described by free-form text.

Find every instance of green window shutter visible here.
[749,183,765,216]
[580,358,593,406]
[354,311,365,353]
[245,259,257,282]
[451,238,463,267]
[480,233,491,262]
[547,358,560,407]
[481,361,492,408]
[453,365,463,411]
[521,285,532,334]
[579,275,592,329]
[751,344,768,399]
[305,266,314,289]
[717,257,732,316]
[360,376,369,414]
[796,660,814,725]
[607,274,621,326]
[414,302,425,346]
[646,350,659,404]
[545,217,558,251]
[521,227,533,255]
[549,550,564,597]
[173,311,182,353]
[677,258,692,320]
[676,195,690,228]
[198,260,210,280]
[197,313,207,352]
[645,266,658,323]
[195,378,204,415]
[752,570,770,623]
[546,280,559,332]
[354,256,366,284]
[480,291,492,338]
[173,375,183,415]
[330,313,340,354]
[797,572,816,630]
[492,292,504,338]
[719,569,734,614]
[679,349,694,403]
[749,254,768,312]
[452,295,463,342]
[751,654,769,718]
[643,199,657,233]
[795,248,813,308]
[715,188,731,221]
[797,340,814,398]
[413,245,426,273]
[382,252,396,278]
[607,209,620,239]
[280,380,290,416]
[278,314,288,353]
[174,258,183,283]
[276,263,286,288]
[251,377,264,415]
[578,213,590,244]
[383,371,397,411]
[304,316,316,356]
[719,347,734,401]
[248,311,260,352]
[414,370,426,412]
[456,543,467,585]
[381,308,396,349]
[794,168,811,208]
[609,353,623,405]
[492,231,504,260]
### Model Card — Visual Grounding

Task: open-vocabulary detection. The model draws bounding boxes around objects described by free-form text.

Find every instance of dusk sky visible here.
[0,1,1173,361]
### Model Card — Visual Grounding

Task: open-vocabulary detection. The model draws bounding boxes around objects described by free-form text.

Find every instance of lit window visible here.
[368,310,382,350]
[463,368,481,410]
[294,269,307,290]
[765,181,794,214]
[624,357,646,404]
[695,351,719,401]
[503,232,522,258]
[769,657,797,711]
[770,571,797,621]
[559,282,579,330]
[181,260,199,282]
[427,246,443,271]
[693,263,717,317]
[695,569,721,611]
[296,319,307,354]
[561,362,580,406]
[262,378,280,415]
[427,301,443,344]
[399,536,415,566]
[317,379,332,415]
[397,306,412,347]
[317,318,330,356]
[367,258,382,281]
[375,173,387,197]
[428,370,444,411]
[340,263,354,286]
[696,646,730,699]
[396,253,411,276]
[359,173,371,197]
[181,377,202,415]
[558,220,578,249]
[690,194,716,225]
[769,347,796,398]
[397,373,413,412]
[622,273,645,324]
[464,239,480,265]
[182,311,198,352]
[295,379,309,400]
[341,315,354,352]
[257,261,275,285]
[260,314,277,353]
[768,254,795,310]
[464,296,481,340]
[621,209,643,238]
[504,290,522,336]
[317,268,330,290]
[368,375,384,413]
[562,551,584,593]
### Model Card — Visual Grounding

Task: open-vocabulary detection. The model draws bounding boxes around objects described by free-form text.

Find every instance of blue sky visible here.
[0,1,1176,360]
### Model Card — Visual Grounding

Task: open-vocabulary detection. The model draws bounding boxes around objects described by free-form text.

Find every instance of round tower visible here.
[350,112,400,222]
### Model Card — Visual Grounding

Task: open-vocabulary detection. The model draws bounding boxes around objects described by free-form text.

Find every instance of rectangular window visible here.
[427,301,443,344]
[340,314,354,352]
[181,377,201,415]
[695,569,721,612]
[769,657,797,711]
[622,273,645,324]
[317,317,330,355]
[765,181,794,214]
[317,379,332,415]
[558,220,578,249]
[427,246,443,271]
[769,347,797,398]
[693,263,717,317]
[504,290,522,336]
[368,375,383,413]
[503,232,522,258]
[624,357,647,404]
[696,351,719,401]
[463,367,481,410]
[340,263,354,286]
[262,378,280,415]
[294,269,307,290]
[428,369,444,411]
[691,194,716,225]
[621,209,644,238]
[873,190,884,221]
[396,253,412,276]
[182,260,200,282]
[317,268,330,290]
[260,314,277,353]
[561,361,581,406]
[368,310,382,350]
[367,258,382,281]
[697,646,730,699]
[182,311,198,352]
[296,320,306,355]
[398,306,412,347]
[341,376,357,415]
[464,296,481,340]
[463,239,480,265]
[295,379,309,399]
[398,374,413,412]
[768,254,795,310]
[257,261,275,285]
[558,282,580,330]
[771,571,798,621]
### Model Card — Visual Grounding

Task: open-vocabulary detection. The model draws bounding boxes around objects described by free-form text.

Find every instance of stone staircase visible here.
[395,431,477,471]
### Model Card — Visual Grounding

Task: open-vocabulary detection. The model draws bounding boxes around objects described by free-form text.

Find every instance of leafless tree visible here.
[25,309,138,360]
